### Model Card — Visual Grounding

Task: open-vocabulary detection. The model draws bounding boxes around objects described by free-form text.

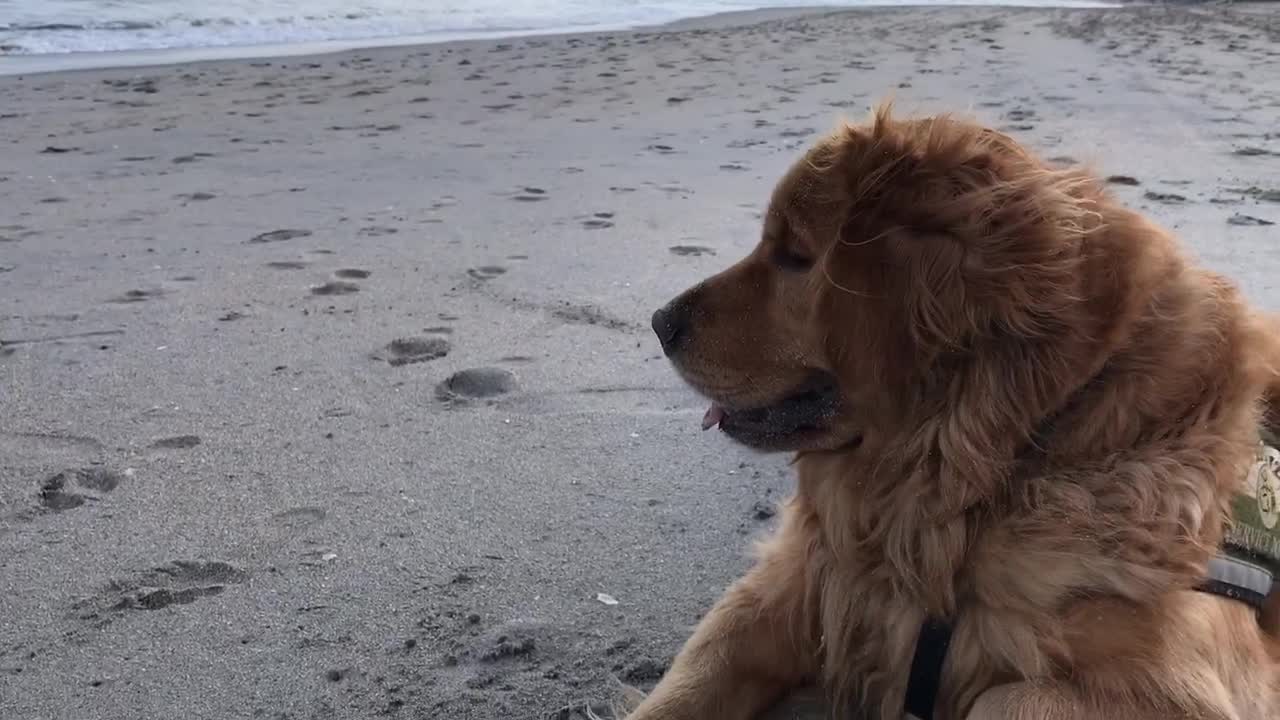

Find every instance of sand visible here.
[1,4,1278,719]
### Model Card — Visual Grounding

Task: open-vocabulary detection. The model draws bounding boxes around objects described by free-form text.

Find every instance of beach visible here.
[1,3,1279,719]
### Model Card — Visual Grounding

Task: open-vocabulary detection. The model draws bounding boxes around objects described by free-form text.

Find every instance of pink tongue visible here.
[702,404,726,431]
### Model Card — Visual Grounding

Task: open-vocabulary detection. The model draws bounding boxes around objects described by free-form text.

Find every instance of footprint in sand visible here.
[467,266,507,281]
[670,245,715,257]
[511,187,548,202]
[1106,175,1141,186]
[1144,191,1187,204]
[311,280,360,296]
[437,368,517,403]
[98,561,249,613]
[249,229,312,244]
[581,213,614,230]
[334,268,371,279]
[1228,214,1275,227]
[38,467,124,513]
[374,336,451,366]
[266,261,308,270]
[108,288,165,303]
[358,226,398,237]
[270,506,326,532]
[172,152,215,164]
[149,435,201,450]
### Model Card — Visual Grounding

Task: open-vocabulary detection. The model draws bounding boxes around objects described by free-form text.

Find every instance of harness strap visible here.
[903,618,953,720]
[1196,554,1272,610]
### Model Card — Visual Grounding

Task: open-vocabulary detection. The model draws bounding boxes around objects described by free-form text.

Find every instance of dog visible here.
[631,103,1280,720]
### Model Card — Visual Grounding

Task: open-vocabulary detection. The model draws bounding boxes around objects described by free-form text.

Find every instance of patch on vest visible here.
[1226,438,1280,568]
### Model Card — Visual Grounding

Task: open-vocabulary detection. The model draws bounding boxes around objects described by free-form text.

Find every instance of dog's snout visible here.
[652,296,694,356]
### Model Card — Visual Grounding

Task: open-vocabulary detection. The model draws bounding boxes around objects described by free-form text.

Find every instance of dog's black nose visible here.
[651,298,692,356]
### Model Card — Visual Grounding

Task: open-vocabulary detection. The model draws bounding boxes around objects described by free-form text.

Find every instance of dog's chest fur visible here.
[794,432,1257,720]
[794,479,1015,720]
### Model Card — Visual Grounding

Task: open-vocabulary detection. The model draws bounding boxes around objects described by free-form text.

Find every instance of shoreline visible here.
[0,1,1121,77]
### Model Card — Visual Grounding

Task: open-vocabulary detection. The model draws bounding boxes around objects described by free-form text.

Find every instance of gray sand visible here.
[2,4,1279,719]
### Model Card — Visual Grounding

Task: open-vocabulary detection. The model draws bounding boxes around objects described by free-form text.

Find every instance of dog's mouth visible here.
[699,371,846,451]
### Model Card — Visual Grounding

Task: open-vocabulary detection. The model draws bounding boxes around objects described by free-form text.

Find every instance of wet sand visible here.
[1,4,1278,719]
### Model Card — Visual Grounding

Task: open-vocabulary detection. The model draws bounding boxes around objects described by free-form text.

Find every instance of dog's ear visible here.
[835,108,1107,514]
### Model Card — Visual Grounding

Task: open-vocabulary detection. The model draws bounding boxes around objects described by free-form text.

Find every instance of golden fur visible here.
[631,103,1280,720]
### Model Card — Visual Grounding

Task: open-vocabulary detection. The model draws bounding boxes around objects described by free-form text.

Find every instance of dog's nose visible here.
[651,298,692,356]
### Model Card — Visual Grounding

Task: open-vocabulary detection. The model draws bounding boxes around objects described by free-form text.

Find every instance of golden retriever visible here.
[632,103,1280,720]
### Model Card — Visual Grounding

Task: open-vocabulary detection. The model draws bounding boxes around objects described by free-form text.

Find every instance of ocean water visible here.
[0,0,1113,59]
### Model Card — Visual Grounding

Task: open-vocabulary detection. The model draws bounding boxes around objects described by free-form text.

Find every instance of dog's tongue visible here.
[702,403,726,431]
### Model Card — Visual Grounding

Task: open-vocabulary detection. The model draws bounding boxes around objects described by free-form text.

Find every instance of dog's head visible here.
[654,105,1112,479]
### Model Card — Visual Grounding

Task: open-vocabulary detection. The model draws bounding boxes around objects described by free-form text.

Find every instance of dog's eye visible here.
[772,245,814,272]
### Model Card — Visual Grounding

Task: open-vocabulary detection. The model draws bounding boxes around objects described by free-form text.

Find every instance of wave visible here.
[3,8,662,56]
[2,20,158,32]
[0,0,1118,58]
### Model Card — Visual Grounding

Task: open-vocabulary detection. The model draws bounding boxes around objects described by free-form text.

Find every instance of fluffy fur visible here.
[630,103,1280,720]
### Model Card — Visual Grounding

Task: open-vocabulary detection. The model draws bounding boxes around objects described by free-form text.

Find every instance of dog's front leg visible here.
[966,683,1177,720]
[626,502,821,720]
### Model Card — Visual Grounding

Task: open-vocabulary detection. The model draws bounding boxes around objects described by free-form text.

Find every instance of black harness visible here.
[903,619,954,720]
